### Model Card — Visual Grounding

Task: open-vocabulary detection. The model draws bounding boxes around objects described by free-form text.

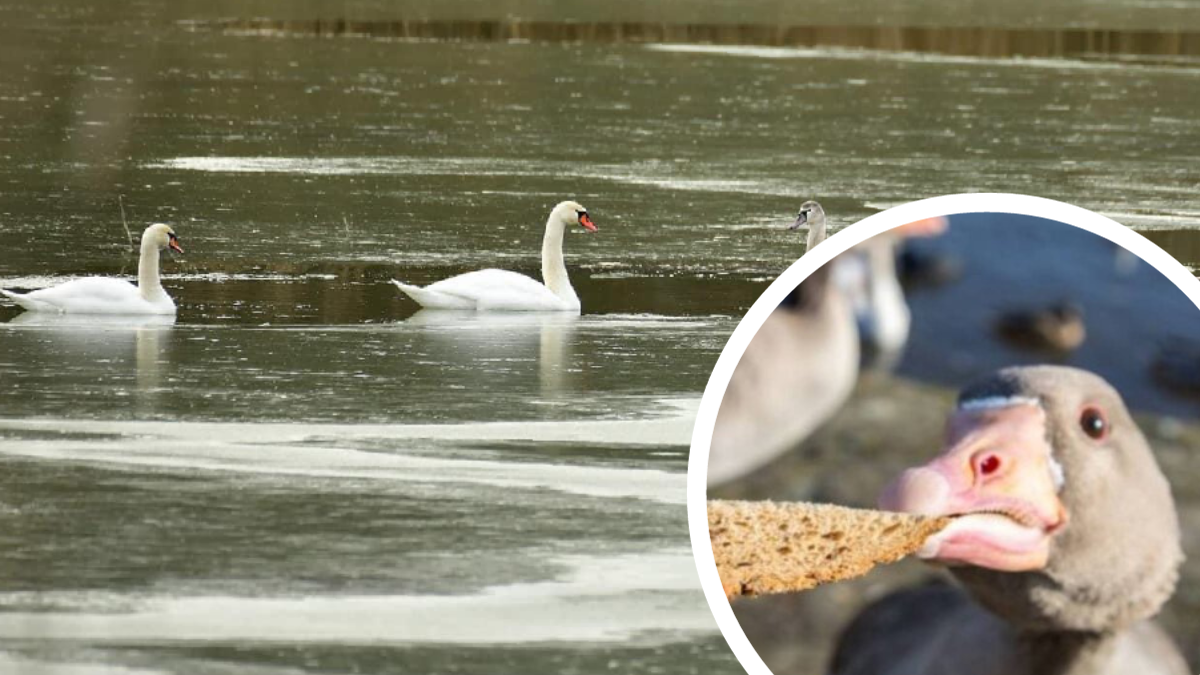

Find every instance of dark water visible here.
[2,0,1200,673]
[195,19,1200,64]
[899,213,1200,419]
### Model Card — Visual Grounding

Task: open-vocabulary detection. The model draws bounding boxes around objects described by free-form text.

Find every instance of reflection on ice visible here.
[4,312,175,413]
[404,310,578,395]
[6,313,176,328]
[403,309,578,329]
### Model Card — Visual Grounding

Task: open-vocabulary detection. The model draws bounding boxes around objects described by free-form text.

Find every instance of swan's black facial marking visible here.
[167,232,184,254]
[576,210,597,232]
[791,201,823,231]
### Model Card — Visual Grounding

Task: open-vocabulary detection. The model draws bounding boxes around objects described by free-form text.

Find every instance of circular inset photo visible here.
[688,194,1200,675]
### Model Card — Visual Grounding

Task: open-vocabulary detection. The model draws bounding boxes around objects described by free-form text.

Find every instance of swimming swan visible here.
[1,223,182,315]
[392,200,596,312]
[790,200,826,251]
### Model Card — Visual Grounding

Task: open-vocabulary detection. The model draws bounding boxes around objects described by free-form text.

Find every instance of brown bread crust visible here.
[708,500,950,599]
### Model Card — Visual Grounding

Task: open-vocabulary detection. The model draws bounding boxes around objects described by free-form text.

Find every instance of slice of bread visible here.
[708,500,950,599]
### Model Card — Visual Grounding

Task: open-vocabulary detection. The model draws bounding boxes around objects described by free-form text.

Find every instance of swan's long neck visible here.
[137,237,166,301]
[807,217,827,250]
[541,215,577,303]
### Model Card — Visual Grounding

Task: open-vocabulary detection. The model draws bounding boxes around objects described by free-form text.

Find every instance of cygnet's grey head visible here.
[790,200,827,250]
[789,200,824,230]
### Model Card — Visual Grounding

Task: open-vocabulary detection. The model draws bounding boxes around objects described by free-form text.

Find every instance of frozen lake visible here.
[2,1,1199,673]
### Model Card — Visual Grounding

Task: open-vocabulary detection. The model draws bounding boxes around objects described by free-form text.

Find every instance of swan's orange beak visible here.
[168,235,184,254]
[579,213,597,232]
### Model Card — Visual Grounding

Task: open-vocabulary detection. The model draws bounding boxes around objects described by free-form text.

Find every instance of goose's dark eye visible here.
[1080,406,1108,440]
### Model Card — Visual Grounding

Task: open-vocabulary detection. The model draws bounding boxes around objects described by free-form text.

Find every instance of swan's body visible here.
[393,201,596,313]
[708,263,859,486]
[708,209,948,486]
[793,200,912,362]
[394,269,575,311]
[834,236,911,366]
[1,223,182,315]
[834,214,949,368]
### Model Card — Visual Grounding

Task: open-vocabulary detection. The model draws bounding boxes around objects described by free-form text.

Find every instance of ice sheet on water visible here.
[0,548,714,645]
[0,401,700,504]
[0,654,169,675]
[646,43,1200,75]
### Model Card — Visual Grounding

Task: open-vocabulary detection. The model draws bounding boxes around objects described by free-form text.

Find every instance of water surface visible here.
[2,1,1200,673]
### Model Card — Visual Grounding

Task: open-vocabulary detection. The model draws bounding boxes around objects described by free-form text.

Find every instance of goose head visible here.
[881,366,1181,631]
[552,200,597,233]
[143,223,183,254]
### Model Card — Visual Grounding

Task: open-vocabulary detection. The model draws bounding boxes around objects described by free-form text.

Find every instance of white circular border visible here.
[686,192,1200,674]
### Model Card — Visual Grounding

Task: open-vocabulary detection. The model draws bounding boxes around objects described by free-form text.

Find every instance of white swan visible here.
[392,200,596,312]
[1,223,182,315]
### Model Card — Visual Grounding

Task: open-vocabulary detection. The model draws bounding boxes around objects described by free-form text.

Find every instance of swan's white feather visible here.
[2,278,175,315]
[1,223,178,316]
[393,269,577,312]
[390,280,475,310]
[392,201,590,313]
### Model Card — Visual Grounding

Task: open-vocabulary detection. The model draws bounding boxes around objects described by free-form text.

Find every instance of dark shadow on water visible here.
[191,18,1200,65]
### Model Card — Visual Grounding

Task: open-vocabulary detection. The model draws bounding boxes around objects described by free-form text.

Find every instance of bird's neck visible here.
[807,219,827,250]
[541,218,576,303]
[137,239,166,301]
[1016,630,1117,675]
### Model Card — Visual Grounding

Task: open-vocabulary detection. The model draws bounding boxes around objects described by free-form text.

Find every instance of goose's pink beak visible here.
[169,236,184,254]
[880,400,1067,572]
[579,213,597,232]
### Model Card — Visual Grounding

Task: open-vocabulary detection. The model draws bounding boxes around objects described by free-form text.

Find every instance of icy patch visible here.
[148,155,792,197]
[601,175,793,196]
[0,401,700,504]
[645,43,1200,75]
[147,156,556,177]
[169,272,339,282]
[0,549,715,645]
[0,654,167,675]
[1100,210,1200,229]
